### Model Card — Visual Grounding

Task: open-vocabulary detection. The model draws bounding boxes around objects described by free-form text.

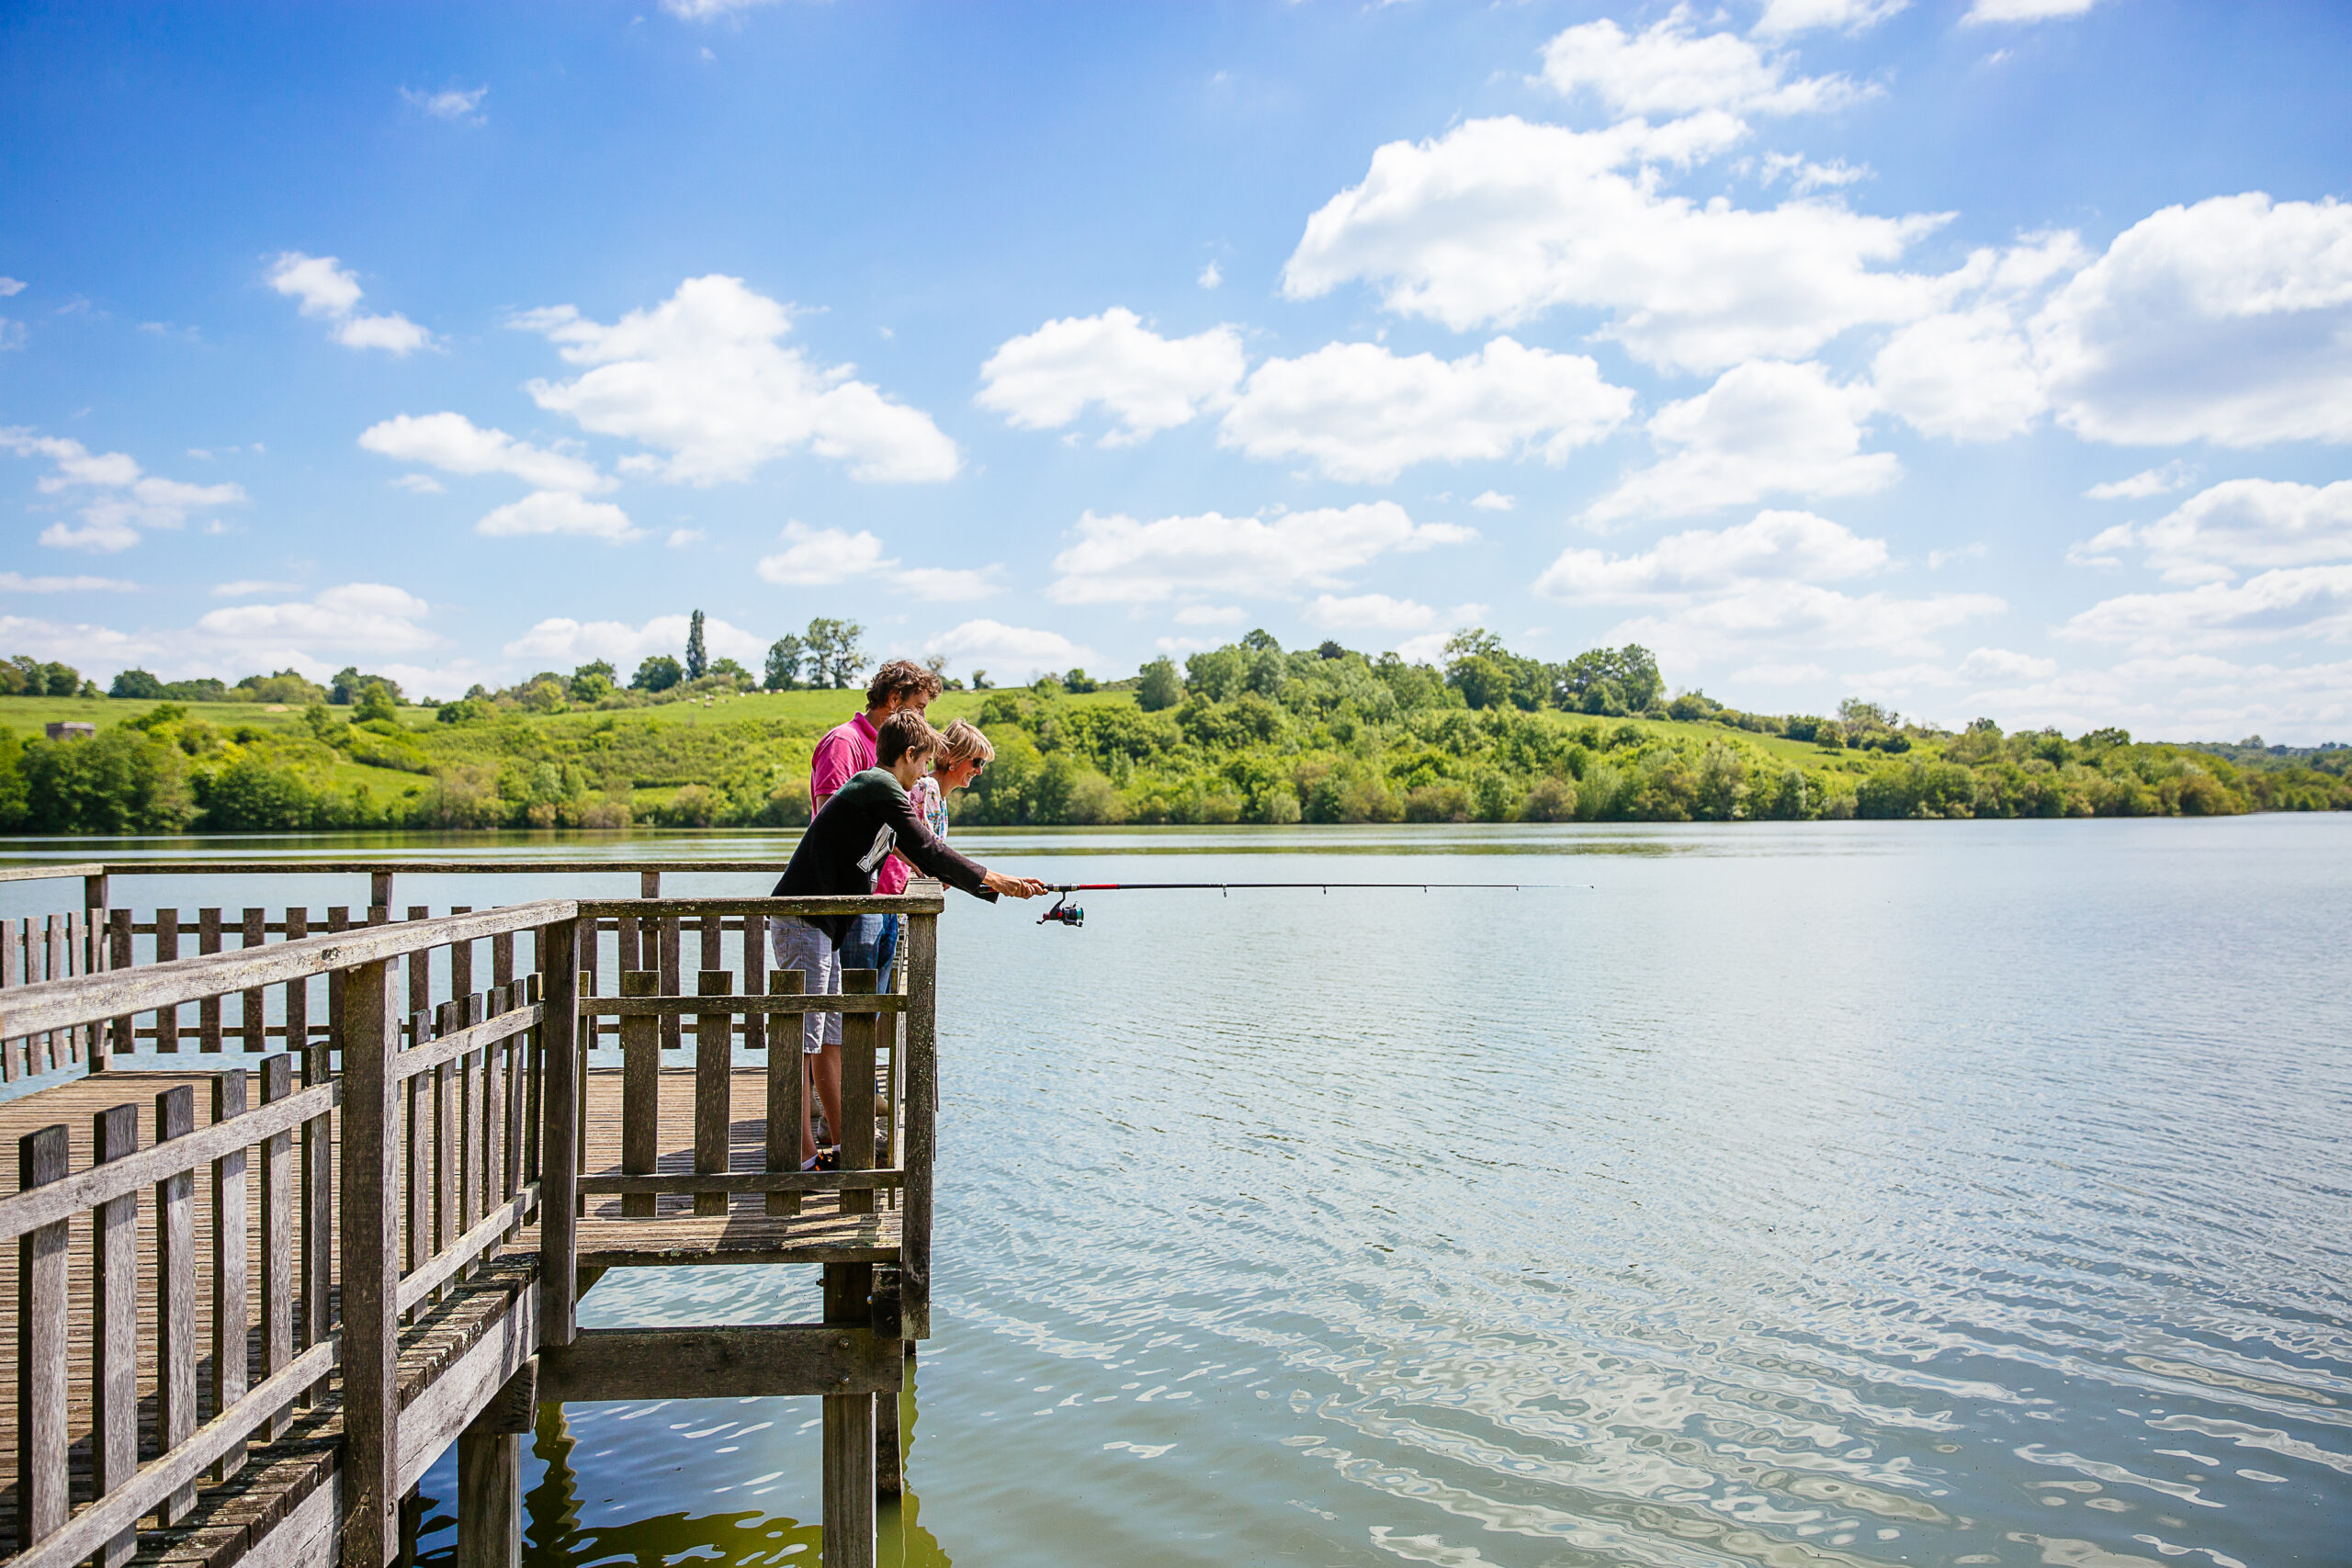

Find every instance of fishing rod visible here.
[1034,880,1576,927]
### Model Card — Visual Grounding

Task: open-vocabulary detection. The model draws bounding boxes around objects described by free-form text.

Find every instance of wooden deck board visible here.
[1,1066,888,1560]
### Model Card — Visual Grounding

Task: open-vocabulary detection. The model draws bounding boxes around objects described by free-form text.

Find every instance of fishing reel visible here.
[1037,893,1085,928]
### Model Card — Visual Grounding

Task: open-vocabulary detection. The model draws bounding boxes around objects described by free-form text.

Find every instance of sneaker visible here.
[814,1145,840,1171]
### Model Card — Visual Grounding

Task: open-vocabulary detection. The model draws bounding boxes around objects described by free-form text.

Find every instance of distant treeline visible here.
[3,629,2346,833]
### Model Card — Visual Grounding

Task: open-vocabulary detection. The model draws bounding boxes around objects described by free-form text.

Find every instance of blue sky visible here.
[4,0,2350,739]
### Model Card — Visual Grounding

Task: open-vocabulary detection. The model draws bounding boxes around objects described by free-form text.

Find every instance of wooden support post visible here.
[823,1257,878,1568]
[538,919,582,1347]
[457,1360,535,1568]
[91,1102,139,1567]
[84,868,108,917]
[16,1123,69,1553]
[261,1054,295,1436]
[741,912,767,1057]
[695,968,733,1215]
[901,911,936,1340]
[341,957,403,1568]
[619,970,659,1218]
[371,869,395,915]
[155,1086,197,1521]
[659,916,682,1058]
[765,969,805,1216]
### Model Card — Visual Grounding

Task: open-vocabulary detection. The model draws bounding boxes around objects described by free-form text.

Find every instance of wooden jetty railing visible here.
[0,871,944,1568]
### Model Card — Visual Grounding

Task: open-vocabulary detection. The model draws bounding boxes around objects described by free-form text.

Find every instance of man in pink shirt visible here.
[786,659,942,1162]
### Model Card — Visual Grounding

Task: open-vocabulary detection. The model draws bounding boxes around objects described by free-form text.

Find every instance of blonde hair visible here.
[934,718,993,769]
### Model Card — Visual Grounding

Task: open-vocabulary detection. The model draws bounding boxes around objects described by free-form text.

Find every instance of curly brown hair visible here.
[865,659,944,712]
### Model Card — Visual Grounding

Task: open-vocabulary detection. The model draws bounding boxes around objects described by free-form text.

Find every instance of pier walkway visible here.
[0,863,940,1568]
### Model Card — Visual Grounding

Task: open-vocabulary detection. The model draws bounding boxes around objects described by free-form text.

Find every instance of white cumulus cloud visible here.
[2075,479,2352,586]
[517,275,958,484]
[505,612,765,668]
[1964,0,2101,23]
[1536,509,2004,663]
[476,491,639,542]
[195,582,438,661]
[2,428,246,552]
[2085,463,2193,501]
[1537,11,1871,119]
[2030,193,2352,447]
[922,620,1093,682]
[1584,360,1897,524]
[266,253,434,355]
[1046,502,1476,605]
[1751,0,1910,37]
[1303,593,1442,633]
[401,85,487,122]
[1217,336,1633,483]
[359,412,611,493]
[976,308,1245,446]
[2061,567,2352,652]
[1871,304,2045,441]
[756,523,894,586]
[0,571,136,592]
[1282,114,1952,374]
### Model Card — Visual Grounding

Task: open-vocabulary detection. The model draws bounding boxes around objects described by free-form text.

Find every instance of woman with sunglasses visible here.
[911,717,994,840]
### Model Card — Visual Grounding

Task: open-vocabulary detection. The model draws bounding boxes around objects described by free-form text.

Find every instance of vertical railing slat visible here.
[198,908,223,1053]
[16,1123,70,1551]
[210,1068,250,1481]
[107,908,134,1065]
[261,1054,295,1438]
[839,968,878,1219]
[695,969,733,1216]
[766,969,805,1216]
[155,1085,197,1521]
[241,908,267,1052]
[619,970,659,1218]
[2,917,20,1082]
[92,1102,140,1568]
[153,907,180,1054]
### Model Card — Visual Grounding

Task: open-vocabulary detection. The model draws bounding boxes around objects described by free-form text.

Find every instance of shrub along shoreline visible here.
[2,632,2345,834]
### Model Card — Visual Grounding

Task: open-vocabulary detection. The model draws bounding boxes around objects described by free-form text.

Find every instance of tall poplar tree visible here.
[684,609,708,681]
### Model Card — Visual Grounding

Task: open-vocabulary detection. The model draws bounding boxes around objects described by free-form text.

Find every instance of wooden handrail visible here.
[581,994,910,1016]
[0,862,104,885]
[0,899,575,1040]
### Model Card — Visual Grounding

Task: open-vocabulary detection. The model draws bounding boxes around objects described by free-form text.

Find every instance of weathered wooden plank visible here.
[537,919,581,1347]
[766,970,805,1217]
[455,1426,519,1568]
[9,1337,339,1568]
[741,916,766,1056]
[261,1054,296,1438]
[392,1184,537,1314]
[823,1252,878,1568]
[389,1003,539,1083]
[0,900,578,1043]
[901,908,937,1340]
[571,1210,899,1269]
[537,1325,905,1403]
[107,908,134,1064]
[17,1122,70,1551]
[340,956,402,1568]
[574,897,944,918]
[0,1080,338,1243]
[618,970,658,1219]
[2,916,21,1083]
[0,861,105,886]
[91,1100,140,1567]
[694,969,732,1216]
[155,1084,198,1521]
[210,1068,250,1482]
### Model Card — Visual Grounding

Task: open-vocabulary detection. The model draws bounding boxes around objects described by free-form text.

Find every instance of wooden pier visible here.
[0,861,943,1568]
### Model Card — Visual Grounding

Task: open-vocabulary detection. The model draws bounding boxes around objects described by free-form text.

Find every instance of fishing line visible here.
[1033,880,1589,926]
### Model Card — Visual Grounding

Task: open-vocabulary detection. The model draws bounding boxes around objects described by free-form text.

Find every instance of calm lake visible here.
[5,817,2346,1567]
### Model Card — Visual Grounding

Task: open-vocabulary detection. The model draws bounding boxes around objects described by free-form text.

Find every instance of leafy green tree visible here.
[1062,668,1098,694]
[330,667,403,706]
[1185,647,1245,702]
[355,682,401,723]
[1136,657,1182,711]
[632,655,684,693]
[570,661,616,704]
[1451,655,1513,711]
[110,668,165,699]
[801,618,867,688]
[684,609,708,681]
[707,657,752,691]
[17,728,195,832]
[763,637,804,690]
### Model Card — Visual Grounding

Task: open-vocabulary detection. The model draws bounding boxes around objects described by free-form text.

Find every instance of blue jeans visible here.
[841,912,899,992]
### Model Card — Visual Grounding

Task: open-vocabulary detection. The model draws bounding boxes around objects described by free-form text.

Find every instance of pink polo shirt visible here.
[810,711,909,895]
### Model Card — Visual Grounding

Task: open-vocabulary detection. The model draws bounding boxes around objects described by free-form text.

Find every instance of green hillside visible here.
[3,634,2346,834]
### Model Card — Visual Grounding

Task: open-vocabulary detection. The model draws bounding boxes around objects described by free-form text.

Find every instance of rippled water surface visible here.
[10,818,2348,1566]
